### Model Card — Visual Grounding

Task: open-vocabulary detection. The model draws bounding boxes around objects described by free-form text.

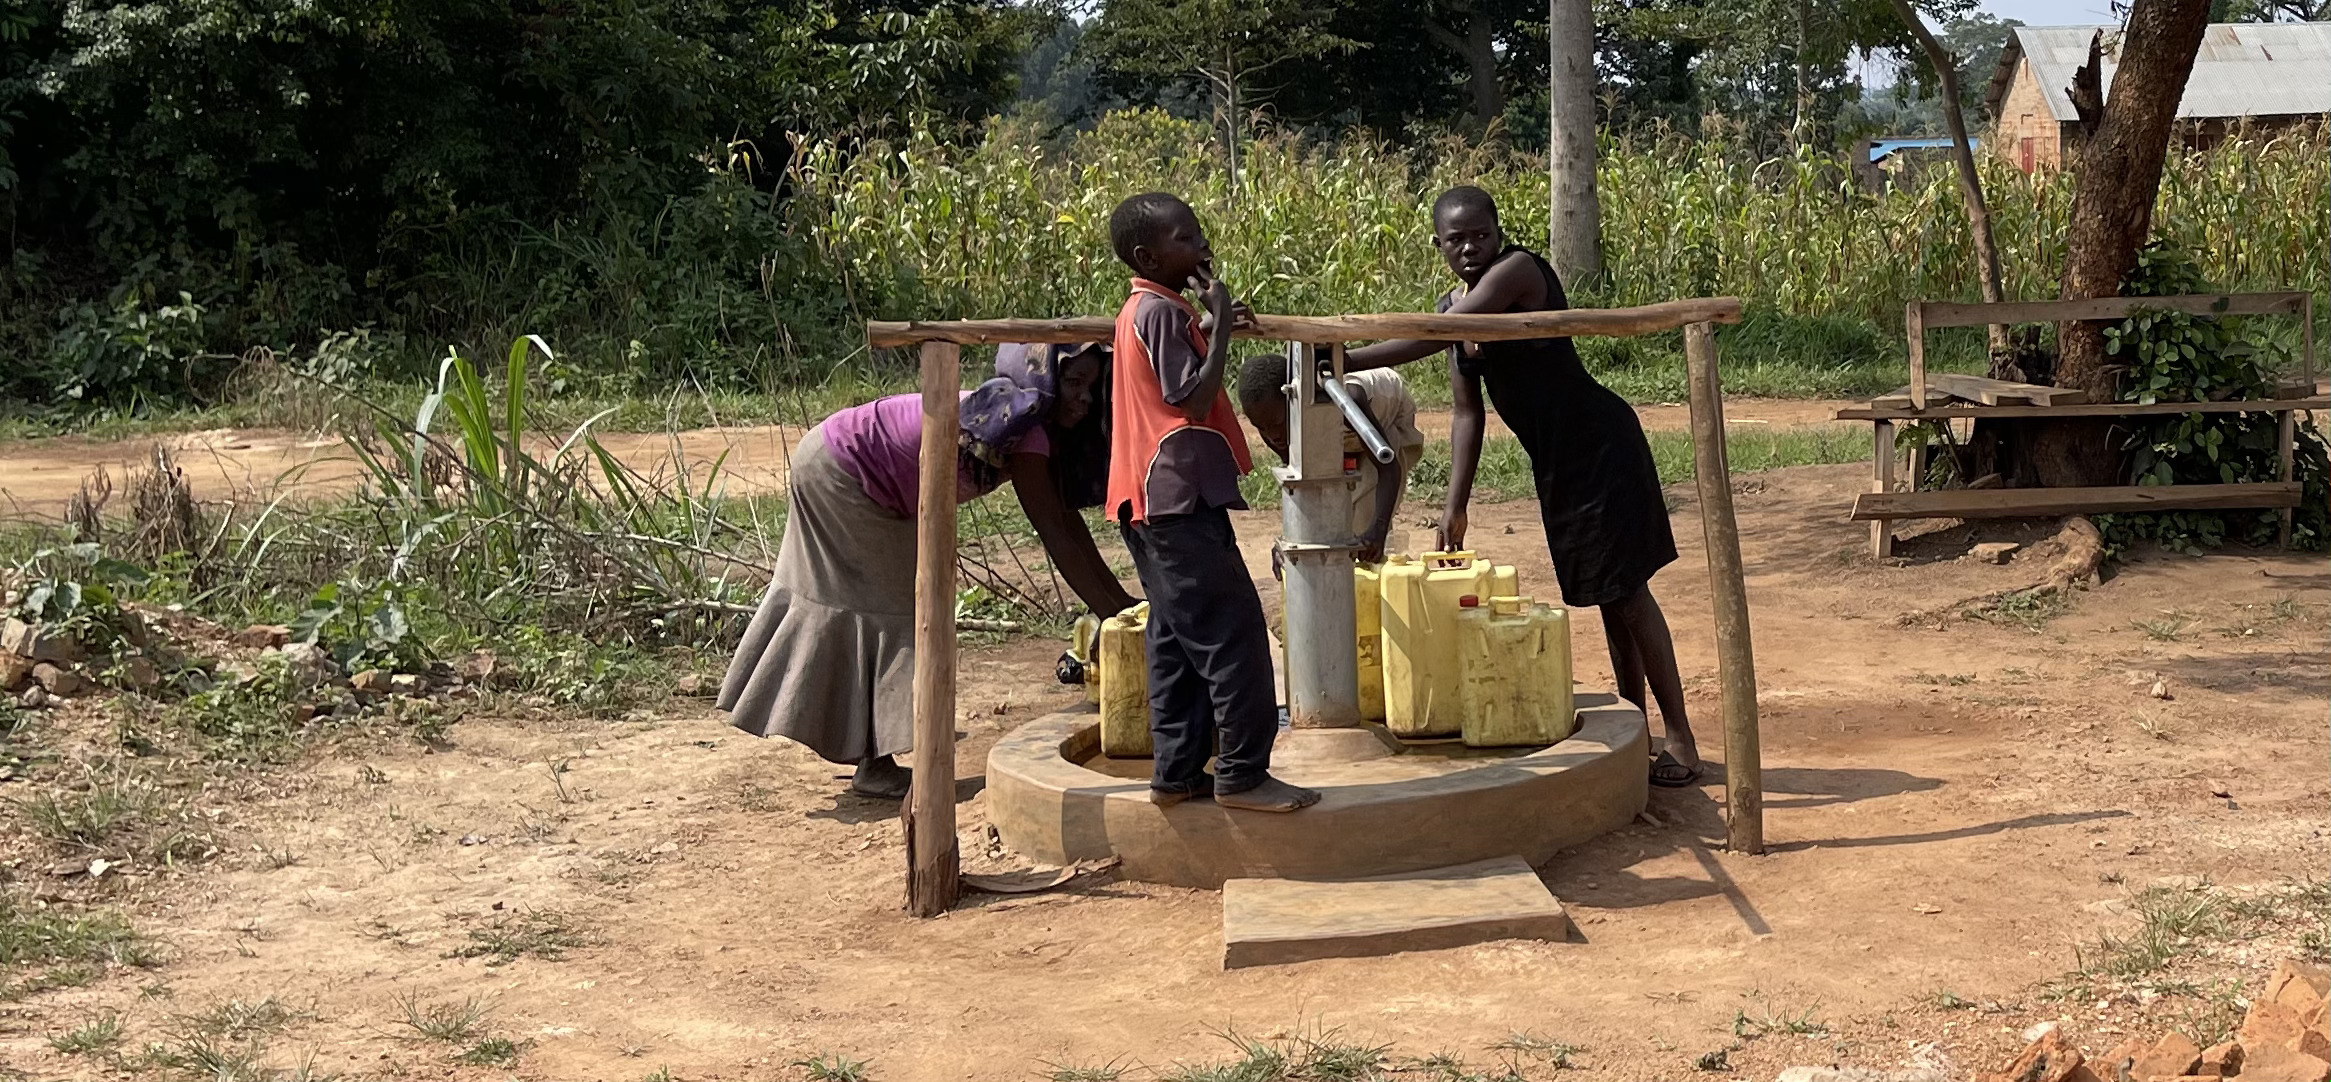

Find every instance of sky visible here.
[1851,0,2124,86]
[1976,0,2124,25]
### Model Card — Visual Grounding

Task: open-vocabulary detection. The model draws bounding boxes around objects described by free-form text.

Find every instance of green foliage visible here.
[447,908,589,966]
[46,292,216,405]
[2,0,1035,407]
[2098,243,2329,553]
[50,1012,127,1055]
[9,543,151,653]
[286,582,422,676]
[1083,0,1361,141]
[0,892,152,999]
[492,627,670,715]
[173,656,309,764]
[792,1053,873,1082]
[457,1037,526,1067]
[798,114,2327,338]
[396,993,491,1044]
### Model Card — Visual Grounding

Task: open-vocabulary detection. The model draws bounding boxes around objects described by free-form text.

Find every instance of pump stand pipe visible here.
[1276,341,1394,733]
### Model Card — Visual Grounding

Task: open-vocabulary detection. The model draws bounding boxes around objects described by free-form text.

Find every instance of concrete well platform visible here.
[985,693,1650,889]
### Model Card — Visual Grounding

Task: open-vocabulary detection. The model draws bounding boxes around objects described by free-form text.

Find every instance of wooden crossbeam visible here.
[1916,292,2308,328]
[1835,396,2329,421]
[1850,482,2303,522]
[865,297,1744,347]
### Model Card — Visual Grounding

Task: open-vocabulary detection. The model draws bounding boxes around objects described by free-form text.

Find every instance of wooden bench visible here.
[1847,292,2320,557]
[1852,482,2304,522]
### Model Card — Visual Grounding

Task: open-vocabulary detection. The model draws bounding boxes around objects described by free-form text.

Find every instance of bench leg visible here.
[2277,409,2296,549]
[1871,420,1895,559]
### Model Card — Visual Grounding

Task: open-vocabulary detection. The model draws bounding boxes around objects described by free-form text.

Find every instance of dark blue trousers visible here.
[1119,507,1276,796]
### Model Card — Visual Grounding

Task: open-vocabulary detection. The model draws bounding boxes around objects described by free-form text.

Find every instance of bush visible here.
[2098,244,2329,552]
[1,0,1036,407]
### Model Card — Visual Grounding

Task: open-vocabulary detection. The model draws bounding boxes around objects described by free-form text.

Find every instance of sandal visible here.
[1650,750,1702,789]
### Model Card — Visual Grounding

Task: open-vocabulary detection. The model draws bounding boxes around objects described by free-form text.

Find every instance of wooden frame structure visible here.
[869,298,1764,917]
[1849,291,2325,558]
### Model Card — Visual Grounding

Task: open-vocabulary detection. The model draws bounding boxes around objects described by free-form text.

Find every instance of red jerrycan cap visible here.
[1458,594,1480,608]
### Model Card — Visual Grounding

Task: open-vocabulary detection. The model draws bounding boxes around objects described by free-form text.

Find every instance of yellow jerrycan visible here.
[1354,562,1387,723]
[1489,564,1518,599]
[1380,550,1489,737]
[1458,596,1576,747]
[1098,602,1152,758]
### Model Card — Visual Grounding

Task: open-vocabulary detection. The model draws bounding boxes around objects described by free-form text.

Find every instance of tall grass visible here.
[797,111,2328,333]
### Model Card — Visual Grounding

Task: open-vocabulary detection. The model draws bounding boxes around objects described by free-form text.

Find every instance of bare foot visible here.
[1214,776,1321,813]
[850,755,911,800]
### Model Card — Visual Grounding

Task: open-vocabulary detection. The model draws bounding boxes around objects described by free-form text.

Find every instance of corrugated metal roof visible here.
[1991,22,2331,123]
[1869,137,1974,162]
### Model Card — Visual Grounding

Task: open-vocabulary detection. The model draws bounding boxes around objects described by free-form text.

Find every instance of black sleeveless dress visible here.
[1439,247,1676,608]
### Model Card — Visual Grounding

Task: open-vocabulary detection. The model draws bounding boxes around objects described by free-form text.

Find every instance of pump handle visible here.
[1316,361,1398,465]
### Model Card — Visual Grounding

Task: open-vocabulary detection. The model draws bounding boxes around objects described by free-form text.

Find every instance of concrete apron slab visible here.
[985,694,1650,889]
[1222,856,1572,969]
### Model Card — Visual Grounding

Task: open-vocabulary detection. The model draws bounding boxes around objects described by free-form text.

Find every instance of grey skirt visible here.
[716,425,916,764]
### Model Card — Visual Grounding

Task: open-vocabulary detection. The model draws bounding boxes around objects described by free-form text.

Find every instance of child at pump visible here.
[1341,185,1704,788]
[1106,191,1319,813]
[717,343,1137,800]
[1237,354,1425,564]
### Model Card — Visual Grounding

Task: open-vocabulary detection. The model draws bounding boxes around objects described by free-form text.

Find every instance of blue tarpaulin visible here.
[1869,137,1974,163]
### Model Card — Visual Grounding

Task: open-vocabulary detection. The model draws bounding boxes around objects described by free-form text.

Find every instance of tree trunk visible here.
[1887,0,2008,357]
[1464,6,1506,132]
[1221,53,1240,207]
[1422,4,1508,135]
[2039,0,2211,486]
[1546,0,1602,285]
[1792,0,1812,144]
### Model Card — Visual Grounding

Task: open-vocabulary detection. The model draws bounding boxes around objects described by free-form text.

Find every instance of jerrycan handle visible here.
[1424,549,1477,570]
[1489,595,1525,616]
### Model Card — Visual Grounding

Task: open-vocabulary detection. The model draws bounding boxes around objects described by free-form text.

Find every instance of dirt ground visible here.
[0,399,1859,520]
[0,450,2324,1081]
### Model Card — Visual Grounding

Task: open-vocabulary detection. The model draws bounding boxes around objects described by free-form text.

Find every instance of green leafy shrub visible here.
[174,656,310,763]
[8,544,151,654]
[287,582,423,676]
[2099,244,2328,552]
[44,292,214,404]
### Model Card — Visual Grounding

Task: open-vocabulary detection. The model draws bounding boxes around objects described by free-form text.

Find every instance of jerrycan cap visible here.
[1458,594,1480,608]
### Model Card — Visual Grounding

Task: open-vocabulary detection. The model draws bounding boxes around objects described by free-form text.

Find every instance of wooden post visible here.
[2277,408,2296,550]
[2297,294,2316,550]
[905,340,962,917]
[1870,419,1896,559]
[1684,322,1764,856]
[1905,302,1928,410]
[2304,293,2317,392]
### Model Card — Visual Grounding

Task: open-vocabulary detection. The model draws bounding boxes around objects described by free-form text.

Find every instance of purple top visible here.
[822,393,1051,518]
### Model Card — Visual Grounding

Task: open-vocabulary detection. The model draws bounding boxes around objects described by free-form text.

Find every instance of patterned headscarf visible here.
[959,342,1111,508]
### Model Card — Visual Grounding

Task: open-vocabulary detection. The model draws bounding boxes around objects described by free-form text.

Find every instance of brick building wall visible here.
[1992,60,2068,172]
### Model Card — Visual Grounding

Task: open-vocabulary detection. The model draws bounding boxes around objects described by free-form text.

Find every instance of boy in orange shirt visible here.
[1105,192,1319,813]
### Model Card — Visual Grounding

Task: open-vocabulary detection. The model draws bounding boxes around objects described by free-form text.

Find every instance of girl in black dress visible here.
[1344,186,1702,787]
